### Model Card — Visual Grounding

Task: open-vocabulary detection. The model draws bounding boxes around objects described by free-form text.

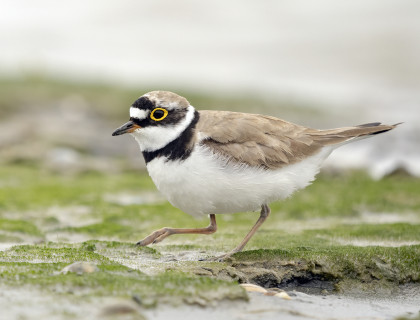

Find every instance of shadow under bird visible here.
[112,91,399,260]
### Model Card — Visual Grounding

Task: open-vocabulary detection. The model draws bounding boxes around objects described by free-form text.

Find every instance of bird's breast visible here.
[146,145,332,217]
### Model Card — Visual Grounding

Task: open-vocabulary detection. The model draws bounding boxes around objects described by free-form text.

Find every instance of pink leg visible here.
[137,214,217,246]
[215,204,270,261]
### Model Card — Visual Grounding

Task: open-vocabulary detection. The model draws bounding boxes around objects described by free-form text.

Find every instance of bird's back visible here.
[196,110,398,170]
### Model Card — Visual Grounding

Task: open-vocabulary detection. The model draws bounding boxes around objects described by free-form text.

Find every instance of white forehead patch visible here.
[130,107,148,120]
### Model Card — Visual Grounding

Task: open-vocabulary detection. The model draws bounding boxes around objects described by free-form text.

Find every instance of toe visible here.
[152,230,171,244]
[137,228,171,246]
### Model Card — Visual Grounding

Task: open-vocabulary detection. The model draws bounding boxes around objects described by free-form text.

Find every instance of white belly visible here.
[146,145,333,217]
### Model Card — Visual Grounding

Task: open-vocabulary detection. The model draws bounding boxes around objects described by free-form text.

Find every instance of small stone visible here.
[132,295,142,306]
[183,296,209,307]
[100,304,142,317]
[274,292,292,300]
[193,268,213,276]
[60,261,98,275]
[240,283,267,293]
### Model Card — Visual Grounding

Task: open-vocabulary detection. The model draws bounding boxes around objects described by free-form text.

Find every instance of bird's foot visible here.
[136,227,172,246]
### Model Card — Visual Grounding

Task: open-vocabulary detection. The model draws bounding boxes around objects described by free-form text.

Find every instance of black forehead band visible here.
[132,97,155,110]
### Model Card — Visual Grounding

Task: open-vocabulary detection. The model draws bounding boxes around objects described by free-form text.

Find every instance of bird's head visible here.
[112,91,196,152]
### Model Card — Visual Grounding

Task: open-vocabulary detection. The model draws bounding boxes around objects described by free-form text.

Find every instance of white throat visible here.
[130,105,196,152]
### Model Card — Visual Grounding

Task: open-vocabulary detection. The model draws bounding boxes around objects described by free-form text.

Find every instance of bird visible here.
[112,91,399,260]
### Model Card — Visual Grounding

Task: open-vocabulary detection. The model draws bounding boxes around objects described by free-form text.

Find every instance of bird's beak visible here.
[112,120,141,136]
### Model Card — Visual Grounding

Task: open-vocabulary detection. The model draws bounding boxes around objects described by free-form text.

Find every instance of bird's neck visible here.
[139,109,200,164]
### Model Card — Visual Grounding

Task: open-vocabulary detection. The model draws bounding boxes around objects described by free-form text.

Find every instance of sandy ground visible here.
[1,238,419,320]
[148,290,420,320]
[1,286,419,320]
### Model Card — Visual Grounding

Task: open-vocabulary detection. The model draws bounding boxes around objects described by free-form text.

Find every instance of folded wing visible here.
[197,110,398,169]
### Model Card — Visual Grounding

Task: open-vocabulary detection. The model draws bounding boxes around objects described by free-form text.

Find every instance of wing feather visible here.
[196,111,322,169]
[196,110,397,169]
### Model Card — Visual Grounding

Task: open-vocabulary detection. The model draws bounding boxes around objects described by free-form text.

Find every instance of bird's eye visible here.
[150,108,168,121]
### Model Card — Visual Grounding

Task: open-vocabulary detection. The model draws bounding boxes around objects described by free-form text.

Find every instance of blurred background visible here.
[1,0,420,178]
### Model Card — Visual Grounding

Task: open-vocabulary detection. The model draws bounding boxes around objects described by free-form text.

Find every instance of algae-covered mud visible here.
[0,78,419,319]
[0,164,419,319]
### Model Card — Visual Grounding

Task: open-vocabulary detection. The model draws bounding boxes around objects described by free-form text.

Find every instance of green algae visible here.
[0,243,114,264]
[0,218,42,236]
[307,223,420,242]
[81,240,160,258]
[0,241,158,263]
[0,165,155,212]
[0,243,246,305]
[229,245,420,294]
[246,222,420,251]
[1,77,419,318]
[270,172,420,219]
[0,163,420,306]
[0,259,246,304]
[233,245,420,281]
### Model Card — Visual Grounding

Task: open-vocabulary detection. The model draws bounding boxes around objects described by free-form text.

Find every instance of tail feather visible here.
[355,122,400,135]
[357,122,382,128]
[310,122,400,147]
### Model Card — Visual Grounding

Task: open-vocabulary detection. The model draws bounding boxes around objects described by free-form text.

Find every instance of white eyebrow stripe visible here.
[130,107,148,120]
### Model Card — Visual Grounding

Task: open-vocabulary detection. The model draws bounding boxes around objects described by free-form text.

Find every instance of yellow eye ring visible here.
[150,108,168,121]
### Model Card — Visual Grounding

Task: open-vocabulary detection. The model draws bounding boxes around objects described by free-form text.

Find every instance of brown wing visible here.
[196,110,397,169]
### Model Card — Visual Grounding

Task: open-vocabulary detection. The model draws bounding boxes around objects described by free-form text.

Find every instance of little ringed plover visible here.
[112,91,399,259]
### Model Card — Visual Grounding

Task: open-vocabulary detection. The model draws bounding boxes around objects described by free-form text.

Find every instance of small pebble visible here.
[60,261,98,275]
[100,304,140,317]
[132,295,142,306]
[275,292,292,300]
[240,283,267,293]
